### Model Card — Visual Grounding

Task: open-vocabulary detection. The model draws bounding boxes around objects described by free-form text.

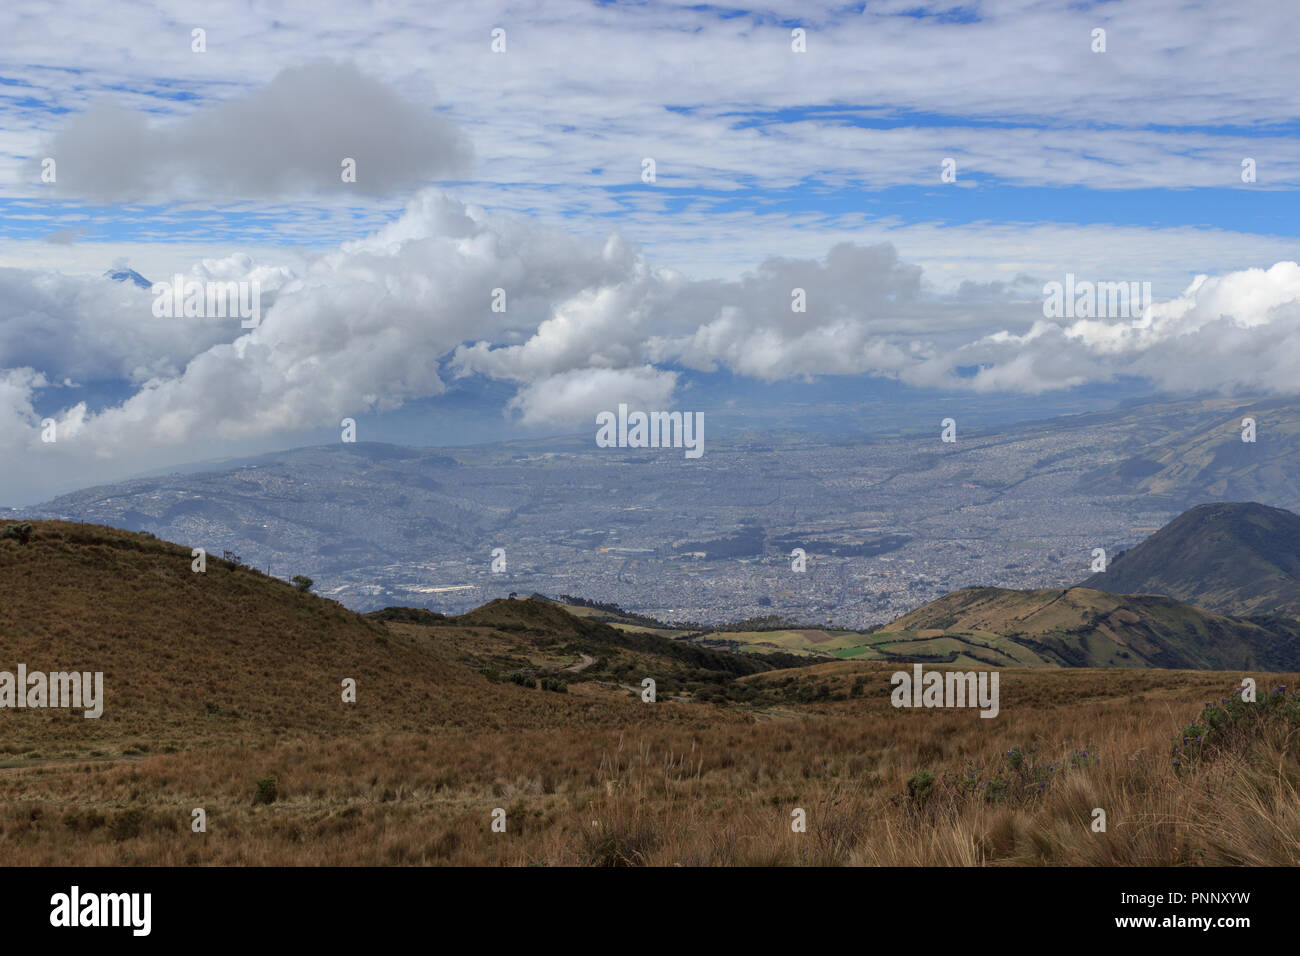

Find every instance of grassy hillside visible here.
[548,598,867,658]
[1086,501,1300,617]
[0,522,756,755]
[0,520,445,747]
[2,520,1299,867]
[855,585,1300,670]
[374,597,813,703]
[601,580,1300,671]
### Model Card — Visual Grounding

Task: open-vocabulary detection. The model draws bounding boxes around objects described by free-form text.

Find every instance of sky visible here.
[1,0,1298,504]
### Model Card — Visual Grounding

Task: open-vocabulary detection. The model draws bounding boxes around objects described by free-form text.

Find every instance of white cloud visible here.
[3,186,1299,503]
[29,61,471,201]
[507,366,679,426]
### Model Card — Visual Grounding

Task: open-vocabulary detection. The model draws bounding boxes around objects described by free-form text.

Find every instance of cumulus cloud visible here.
[0,193,641,477]
[32,61,471,201]
[0,266,237,386]
[4,187,1300,504]
[508,366,680,426]
[0,368,49,447]
[1102,264,1300,394]
[914,263,1300,394]
[192,252,293,290]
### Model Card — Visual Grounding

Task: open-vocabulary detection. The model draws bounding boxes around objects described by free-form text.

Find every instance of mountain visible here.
[18,396,1300,628]
[856,501,1300,671]
[1084,502,1300,618]
[104,267,152,289]
[1074,396,1300,510]
[858,585,1300,671]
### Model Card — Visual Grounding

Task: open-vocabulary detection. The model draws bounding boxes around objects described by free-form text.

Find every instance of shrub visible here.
[292,575,314,593]
[110,808,145,842]
[63,809,107,833]
[507,672,536,689]
[1,522,33,544]
[906,770,935,808]
[1006,745,1026,771]
[540,677,568,693]
[983,774,1008,805]
[953,745,1096,807]
[1173,686,1300,772]
[253,776,279,806]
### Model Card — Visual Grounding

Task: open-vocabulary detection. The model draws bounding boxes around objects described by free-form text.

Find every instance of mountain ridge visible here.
[1084,501,1300,617]
[863,583,1300,671]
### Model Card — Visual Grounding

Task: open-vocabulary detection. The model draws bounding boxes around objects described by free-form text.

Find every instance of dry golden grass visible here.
[2,664,1296,866]
[1,521,1297,866]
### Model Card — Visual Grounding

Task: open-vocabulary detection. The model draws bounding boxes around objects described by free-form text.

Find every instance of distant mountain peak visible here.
[1086,501,1300,617]
[104,266,152,290]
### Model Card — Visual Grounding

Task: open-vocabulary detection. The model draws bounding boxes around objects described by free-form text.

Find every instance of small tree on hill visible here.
[292,575,314,593]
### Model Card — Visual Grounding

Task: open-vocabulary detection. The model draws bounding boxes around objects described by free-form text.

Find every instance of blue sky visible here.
[5,180,1294,247]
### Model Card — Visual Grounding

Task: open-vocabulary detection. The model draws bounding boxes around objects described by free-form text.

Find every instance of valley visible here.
[16,394,1300,632]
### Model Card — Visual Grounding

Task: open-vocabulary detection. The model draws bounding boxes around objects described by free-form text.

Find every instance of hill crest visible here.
[1085,501,1300,617]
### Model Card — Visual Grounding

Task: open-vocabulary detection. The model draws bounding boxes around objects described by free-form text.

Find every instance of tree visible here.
[292,575,314,593]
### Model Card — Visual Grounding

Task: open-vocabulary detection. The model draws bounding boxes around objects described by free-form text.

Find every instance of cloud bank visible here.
[3,188,1300,497]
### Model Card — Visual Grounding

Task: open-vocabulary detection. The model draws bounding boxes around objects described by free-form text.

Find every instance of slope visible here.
[1084,502,1300,617]
[851,585,1300,670]
[0,521,751,756]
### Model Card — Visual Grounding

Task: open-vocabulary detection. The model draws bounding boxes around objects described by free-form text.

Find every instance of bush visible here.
[1173,685,1300,772]
[292,575,314,593]
[540,677,568,693]
[906,770,935,808]
[63,809,107,833]
[507,672,536,689]
[1,522,33,544]
[253,776,279,806]
[110,808,145,842]
[948,745,1099,808]
[368,607,448,626]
